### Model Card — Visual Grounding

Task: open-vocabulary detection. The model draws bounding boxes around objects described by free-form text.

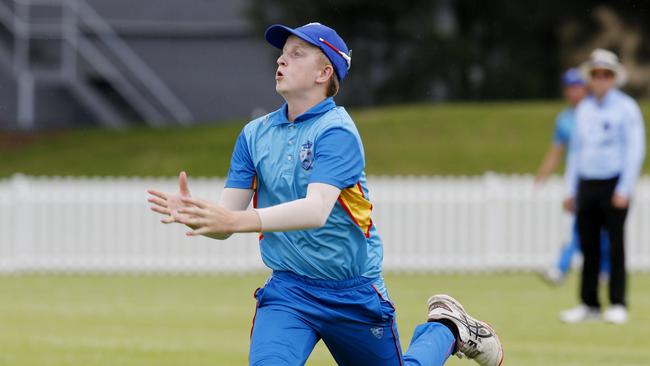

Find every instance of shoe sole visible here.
[560,316,601,323]
[427,294,467,312]
[479,320,504,366]
[559,311,601,324]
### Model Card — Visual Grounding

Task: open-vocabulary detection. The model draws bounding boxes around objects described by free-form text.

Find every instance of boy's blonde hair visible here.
[318,52,339,97]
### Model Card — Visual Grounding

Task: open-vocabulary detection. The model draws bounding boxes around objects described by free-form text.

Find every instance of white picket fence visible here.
[1,174,649,274]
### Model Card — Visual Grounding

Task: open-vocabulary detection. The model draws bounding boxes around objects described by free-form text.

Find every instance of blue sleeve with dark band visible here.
[309,127,364,189]
[225,130,256,189]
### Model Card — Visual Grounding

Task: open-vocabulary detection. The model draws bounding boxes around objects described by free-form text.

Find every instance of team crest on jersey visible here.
[300,140,314,170]
[370,327,384,339]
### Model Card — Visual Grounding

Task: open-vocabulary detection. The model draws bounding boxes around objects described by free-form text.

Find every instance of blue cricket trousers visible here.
[249,271,455,366]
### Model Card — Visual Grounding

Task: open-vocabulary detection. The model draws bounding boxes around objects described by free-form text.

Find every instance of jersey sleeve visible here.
[615,101,646,197]
[225,129,257,189]
[309,127,364,189]
[552,113,570,146]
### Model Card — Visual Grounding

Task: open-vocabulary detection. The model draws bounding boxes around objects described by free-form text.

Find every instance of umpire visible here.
[560,49,646,324]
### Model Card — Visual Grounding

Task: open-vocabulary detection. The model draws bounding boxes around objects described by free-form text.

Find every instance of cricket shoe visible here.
[603,305,627,324]
[538,267,566,286]
[427,294,504,366]
[559,304,600,323]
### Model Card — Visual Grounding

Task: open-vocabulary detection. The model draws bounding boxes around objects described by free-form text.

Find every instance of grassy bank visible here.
[2,101,649,177]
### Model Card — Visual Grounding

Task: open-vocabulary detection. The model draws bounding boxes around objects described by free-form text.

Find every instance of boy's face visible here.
[563,84,587,106]
[275,36,330,97]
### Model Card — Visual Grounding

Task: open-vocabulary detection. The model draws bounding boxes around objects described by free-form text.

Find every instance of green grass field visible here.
[1,273,649,365]
[3,101,650,178]
[2,101,650,365]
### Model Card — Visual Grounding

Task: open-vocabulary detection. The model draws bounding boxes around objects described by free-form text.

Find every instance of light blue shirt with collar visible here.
[225,97,384,282]
[566,88,646,197]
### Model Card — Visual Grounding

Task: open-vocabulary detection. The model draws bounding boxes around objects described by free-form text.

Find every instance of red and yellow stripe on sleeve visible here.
[251,175,258,207]
[251,176,263,240]
[337,182,373,238]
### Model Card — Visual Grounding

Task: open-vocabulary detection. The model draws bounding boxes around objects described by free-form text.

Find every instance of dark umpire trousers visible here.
[576,176,628,308]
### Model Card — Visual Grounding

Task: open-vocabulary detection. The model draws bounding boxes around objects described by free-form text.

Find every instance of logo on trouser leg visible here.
[370,327,384,339]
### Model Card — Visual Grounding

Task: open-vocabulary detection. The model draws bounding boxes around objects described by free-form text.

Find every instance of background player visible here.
[560,49,645,324]
[147,22,503,365]
[535,68,610,285]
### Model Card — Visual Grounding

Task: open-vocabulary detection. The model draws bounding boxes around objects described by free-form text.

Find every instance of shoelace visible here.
[457,341,481,358]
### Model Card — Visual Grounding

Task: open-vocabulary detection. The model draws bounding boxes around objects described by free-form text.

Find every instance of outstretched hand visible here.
[147,171,193,224]
[174,196,238,236]
[148,172,259,239]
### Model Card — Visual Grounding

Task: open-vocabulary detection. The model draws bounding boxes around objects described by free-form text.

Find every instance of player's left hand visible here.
[174,197,237,236]
[611,193,630,209]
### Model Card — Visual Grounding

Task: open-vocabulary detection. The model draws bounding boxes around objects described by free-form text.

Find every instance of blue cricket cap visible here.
[561,67,585,86]
[265,22,351,81]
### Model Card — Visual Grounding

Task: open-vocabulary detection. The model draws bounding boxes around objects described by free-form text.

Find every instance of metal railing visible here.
[0,0,194,129]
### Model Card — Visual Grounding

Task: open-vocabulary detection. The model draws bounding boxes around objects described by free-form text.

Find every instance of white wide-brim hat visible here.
[580,48,628,87]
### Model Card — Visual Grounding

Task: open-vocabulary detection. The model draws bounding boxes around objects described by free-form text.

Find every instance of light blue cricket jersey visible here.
[553,107,575,148]
[225,97,383,281]
[566,88,646,197]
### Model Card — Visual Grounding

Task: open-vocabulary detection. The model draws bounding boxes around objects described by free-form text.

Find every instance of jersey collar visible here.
[588,88,619,107]
[273,97,337,126]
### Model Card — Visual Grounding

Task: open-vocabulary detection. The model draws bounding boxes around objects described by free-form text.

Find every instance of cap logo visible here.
[318,37,352,70]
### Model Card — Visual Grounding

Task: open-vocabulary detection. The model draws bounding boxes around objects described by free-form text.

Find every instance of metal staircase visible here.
[0,0,194,129]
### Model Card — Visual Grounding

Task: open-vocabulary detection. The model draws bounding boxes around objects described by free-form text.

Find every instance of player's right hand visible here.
[147,171,193,224]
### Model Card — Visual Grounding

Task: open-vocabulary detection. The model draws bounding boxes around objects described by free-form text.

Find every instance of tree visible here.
[247,0,650,106]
